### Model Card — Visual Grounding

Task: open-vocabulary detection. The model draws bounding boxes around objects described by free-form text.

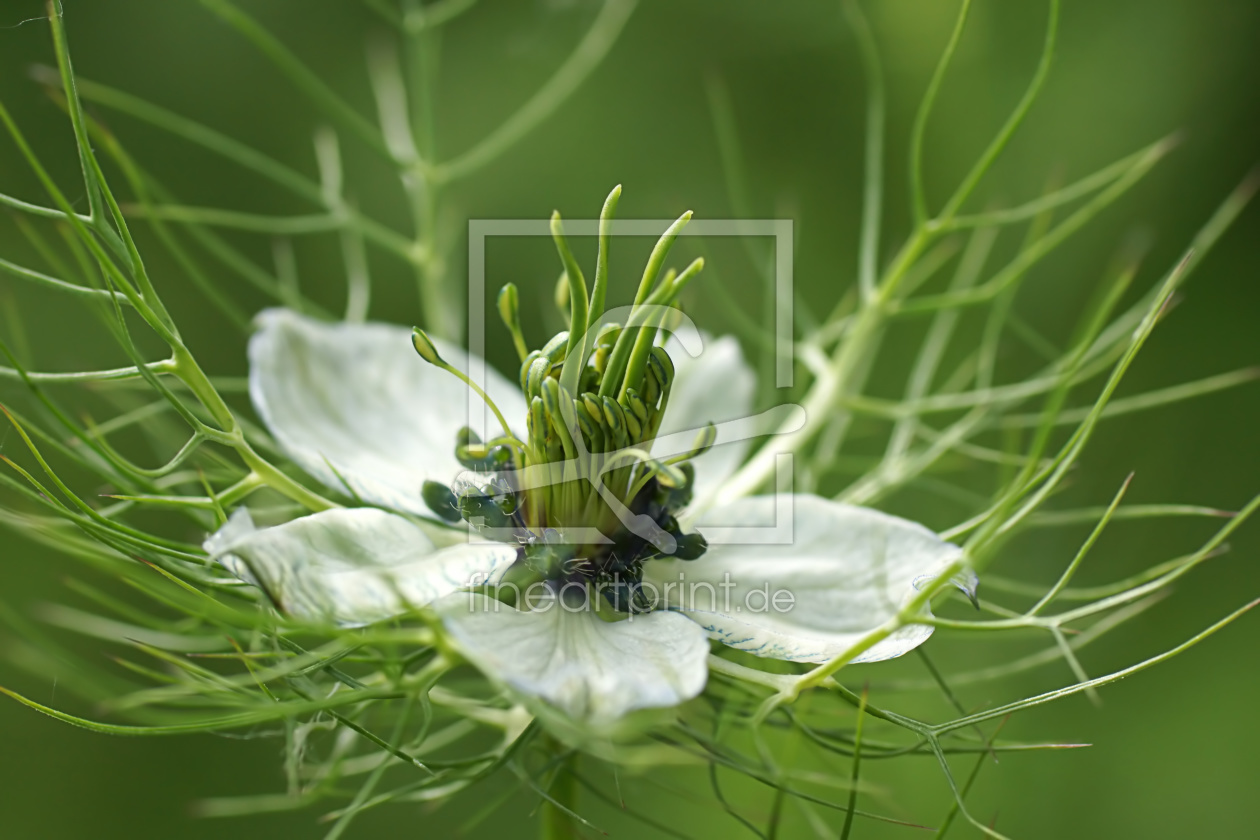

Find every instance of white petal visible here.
[249,309,527,516]
[658,333,756,505]
[643,494,964,664]
[205,508,516,624]
[440,594,709,724]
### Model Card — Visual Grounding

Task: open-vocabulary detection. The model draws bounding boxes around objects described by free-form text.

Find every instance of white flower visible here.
[205,308,965,727]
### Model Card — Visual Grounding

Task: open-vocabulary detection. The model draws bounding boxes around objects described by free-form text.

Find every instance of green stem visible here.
[540,752,578,840]
[170,346,235,432]
[236,441,339,512]
[170,348,338,512]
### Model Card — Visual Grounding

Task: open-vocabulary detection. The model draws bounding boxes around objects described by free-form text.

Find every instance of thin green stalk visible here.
[838,687,868,840]
[936,0,1060,223]
[932,595,1259,735]
[436,0,638,182]
[199,0,391,158]
[840,0,886,303]
[0,256,126,302]
[45,0,104,225]
[540,753,579,840]
[909,0,972,224]
[715,227,933,505]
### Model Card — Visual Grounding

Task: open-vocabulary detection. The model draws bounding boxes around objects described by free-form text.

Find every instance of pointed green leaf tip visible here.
[411,327,443,366]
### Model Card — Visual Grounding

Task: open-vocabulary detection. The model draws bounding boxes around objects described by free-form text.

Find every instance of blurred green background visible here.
[1,0,1257,837]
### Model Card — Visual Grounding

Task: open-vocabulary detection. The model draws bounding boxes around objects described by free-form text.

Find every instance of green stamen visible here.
[496,282,529,363]
[412,327,517,443]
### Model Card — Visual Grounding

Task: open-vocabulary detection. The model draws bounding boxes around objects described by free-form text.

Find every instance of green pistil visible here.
[550,212,590,396]
[588,184,621,329]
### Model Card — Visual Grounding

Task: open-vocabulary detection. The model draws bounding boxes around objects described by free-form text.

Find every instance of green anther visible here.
[646,345,676,438]
[623,409,642,441]
[653,462,695,512]
[528,396,547,445]
[525,354,551,400]
[541,378,577,459]
[641,365,661,408]
[541,330,570,365]
[647,346,675,414]
[519,349,543,392]
[623,388,648,425]
[581,392,604,426]
[577,396,608,449]
[574,403,603,452]
[496,283,529,363]
[457,440,490,461]
[647,345,674,389]
[600,395,630,449]
[457,442,510,470]
[651,460,687,489]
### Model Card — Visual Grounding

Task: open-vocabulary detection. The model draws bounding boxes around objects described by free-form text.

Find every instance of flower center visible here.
[413,191,711,612]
